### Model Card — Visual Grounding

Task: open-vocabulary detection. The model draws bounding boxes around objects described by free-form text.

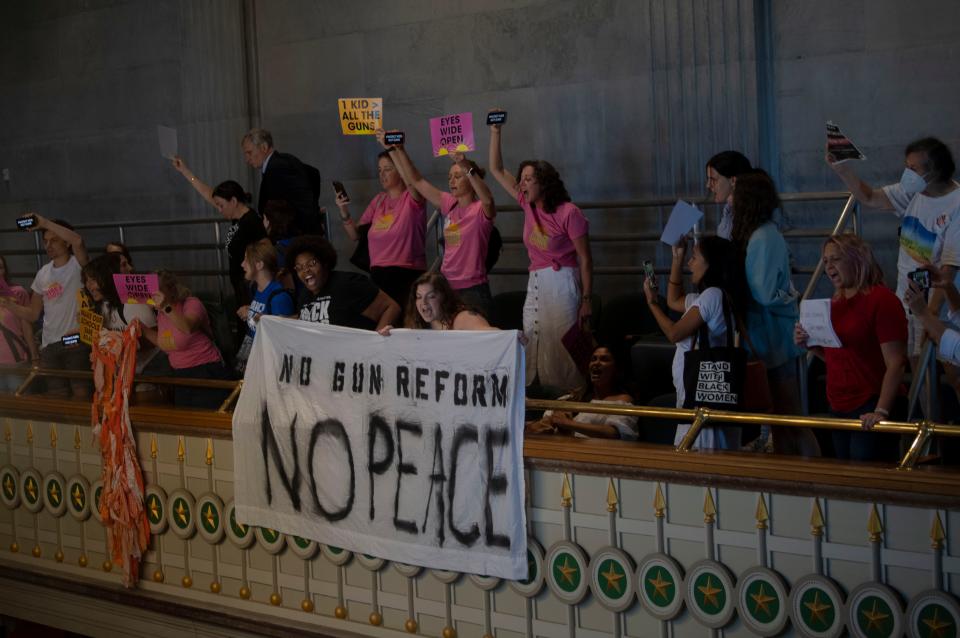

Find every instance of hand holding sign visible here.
[157,125,178,160]
[339,98,382,135]
[430,112,475,157]
[799,299,842,348]
[113,274,159,305]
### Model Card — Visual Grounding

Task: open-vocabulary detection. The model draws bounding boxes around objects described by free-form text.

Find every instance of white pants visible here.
[523,267,583,389]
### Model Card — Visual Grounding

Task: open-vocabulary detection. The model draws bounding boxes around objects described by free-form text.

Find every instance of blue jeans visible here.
[830,396,902,462]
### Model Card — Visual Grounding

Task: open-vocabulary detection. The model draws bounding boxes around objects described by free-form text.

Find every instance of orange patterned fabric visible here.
[91,320,149,587]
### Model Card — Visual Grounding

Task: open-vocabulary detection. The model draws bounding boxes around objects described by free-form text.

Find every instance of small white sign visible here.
[800,299,842,348]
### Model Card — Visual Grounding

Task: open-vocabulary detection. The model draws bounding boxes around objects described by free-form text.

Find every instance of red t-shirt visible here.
[824,285,907,412]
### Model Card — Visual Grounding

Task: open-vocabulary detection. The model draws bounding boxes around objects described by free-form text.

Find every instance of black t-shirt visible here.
[296,271,380,330]
[224,209,267,302]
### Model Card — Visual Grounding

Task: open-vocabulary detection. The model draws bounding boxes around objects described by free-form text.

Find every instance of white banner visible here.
[232,317,527,579]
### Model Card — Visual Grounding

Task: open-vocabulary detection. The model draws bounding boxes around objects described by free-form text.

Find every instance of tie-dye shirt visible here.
[882,183,960,299]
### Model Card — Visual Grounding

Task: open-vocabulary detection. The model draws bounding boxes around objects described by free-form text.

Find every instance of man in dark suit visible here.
[241,128,323,235]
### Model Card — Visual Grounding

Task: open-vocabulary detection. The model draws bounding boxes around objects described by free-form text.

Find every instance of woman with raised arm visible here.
[795,235,907,461]
[643,236,746,449]
[171,158,267,309]
[487,110,592,390]
[525,345,637,440]
[386,134,496,317]
[335,134,427,314]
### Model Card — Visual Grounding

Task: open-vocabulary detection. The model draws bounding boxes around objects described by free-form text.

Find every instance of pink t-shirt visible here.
[440,192,493,289]
[518,192,588,271]
[0,285,31,365]
[359,191,427,269]
[156,297,222,369]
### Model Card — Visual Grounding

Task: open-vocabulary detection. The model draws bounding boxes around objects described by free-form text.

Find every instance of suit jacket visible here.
[258,151,323,235]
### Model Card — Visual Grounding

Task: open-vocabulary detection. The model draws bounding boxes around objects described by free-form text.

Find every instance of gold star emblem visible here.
[600,562,624,594]
[922,606,952,638]
[175,500,188,525]
[204,504,215,529]
[803,590,832,626]
[556,556,578,585]
[698,576,722,609]
[750,583,776,617]
[647,568,674,601]
[861,599,890,632]
[25,478,36,500]
[149,496,159,520]
[48,482,60,505]
[72,485,83,507]
[3,475,13,497]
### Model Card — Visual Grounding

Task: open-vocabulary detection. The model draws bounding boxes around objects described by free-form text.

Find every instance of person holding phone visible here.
[487,109,592,390]
[335,130,427,314]
[905,263,960,366]
[386,132,497,317]
[794,235,907,461]
[0,255,39,392]
[0,215,89,398]
[826,136,960,359]
[643,236,746,449]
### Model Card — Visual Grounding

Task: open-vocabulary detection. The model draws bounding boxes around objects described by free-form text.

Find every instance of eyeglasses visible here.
[294,259,319,274]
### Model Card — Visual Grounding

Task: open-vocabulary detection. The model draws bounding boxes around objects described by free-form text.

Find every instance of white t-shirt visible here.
[31,256,82,347]
[882,183,960,297]
[671,287,729,408]
[100,302,157,331]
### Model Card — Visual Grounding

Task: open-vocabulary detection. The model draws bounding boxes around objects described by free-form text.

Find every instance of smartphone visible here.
[62,333,80,346]
[332,181,348,199]
[643,260,657,289]
[384,131,405,146]
[908,269,931,290]
[486,111,507,126]
[16,214,37,230]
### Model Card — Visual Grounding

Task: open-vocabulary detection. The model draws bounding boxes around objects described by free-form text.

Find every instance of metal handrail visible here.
[525,398,952,470]
[0,365,242,413]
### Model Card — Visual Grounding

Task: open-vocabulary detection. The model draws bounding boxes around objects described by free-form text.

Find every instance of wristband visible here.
[669,279,682,286]
[874,407,890,417]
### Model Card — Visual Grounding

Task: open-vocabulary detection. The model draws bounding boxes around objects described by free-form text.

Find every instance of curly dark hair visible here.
[81,253,124,310]
[694,236,750,324]
[403,272,466,329]
[285,235,337,273]
[730,169,781,250]
[515,160,571,213]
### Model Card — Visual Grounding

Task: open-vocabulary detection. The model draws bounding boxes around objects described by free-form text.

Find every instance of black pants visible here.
[171,360,232,409]
[371,266,424,317]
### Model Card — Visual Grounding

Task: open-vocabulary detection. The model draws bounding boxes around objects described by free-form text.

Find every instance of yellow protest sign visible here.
[338,98,382,135]
[79,308,102,346]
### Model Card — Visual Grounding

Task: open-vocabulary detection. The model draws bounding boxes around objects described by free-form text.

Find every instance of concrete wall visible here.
[0,0,957,300]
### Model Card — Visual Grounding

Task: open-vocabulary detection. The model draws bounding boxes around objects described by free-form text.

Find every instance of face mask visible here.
[899,167,928,195]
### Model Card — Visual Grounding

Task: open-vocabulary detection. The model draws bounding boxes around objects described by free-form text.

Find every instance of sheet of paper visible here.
[800,299,842,348]
[337,97,383,135]
[826,120,865,163]
[429,112,475,157]
[660,200,703,246]
[157,125,178,159]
